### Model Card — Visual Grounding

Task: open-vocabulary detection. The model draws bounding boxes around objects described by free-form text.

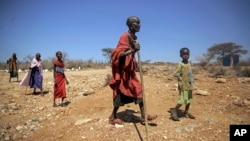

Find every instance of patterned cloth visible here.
[54,60,67,99]
[173,62,194,104]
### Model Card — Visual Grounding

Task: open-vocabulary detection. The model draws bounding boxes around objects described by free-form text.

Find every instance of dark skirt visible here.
[29,67,42,89]
[113,90,142,107]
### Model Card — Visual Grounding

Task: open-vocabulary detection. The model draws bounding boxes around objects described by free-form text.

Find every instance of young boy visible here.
[170,47,195,121]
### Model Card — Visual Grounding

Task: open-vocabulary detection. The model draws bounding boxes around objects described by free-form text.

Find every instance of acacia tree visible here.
[102,48,113,63]
[208,42,248,67]
[22,54,34,69]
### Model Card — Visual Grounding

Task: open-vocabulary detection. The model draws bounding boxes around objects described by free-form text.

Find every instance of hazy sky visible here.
[0,0,250,63]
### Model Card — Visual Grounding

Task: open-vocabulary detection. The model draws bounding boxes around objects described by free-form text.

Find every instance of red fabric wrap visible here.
[54,60,66,99]
[109,32,142,99]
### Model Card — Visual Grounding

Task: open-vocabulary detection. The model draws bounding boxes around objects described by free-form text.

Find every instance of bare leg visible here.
[184,103,190,112]
[110,106,119,119]
[139,102,157,124]
[61,98,66,107]
[184,103,195,119]
[53,98,57,107]
[139,102,145,119]
[109,106,124,125]
[33,88,36,94]
[175,103,182,109]
[40,88,44,96]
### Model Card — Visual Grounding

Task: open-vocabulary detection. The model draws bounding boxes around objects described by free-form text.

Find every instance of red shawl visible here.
[109,32,142,99]
[54,60,66,99]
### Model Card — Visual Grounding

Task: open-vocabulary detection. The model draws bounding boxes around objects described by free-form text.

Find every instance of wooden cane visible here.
[137,50,149,141]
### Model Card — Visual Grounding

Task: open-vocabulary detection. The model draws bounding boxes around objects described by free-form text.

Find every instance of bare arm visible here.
[173,63,182,80]
[119,49,136,58]
[119,39,140,58]
[64,73,69,84]
[53,64,56,84]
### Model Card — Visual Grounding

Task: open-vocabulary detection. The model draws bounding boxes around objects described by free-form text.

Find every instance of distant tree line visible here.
[103,42,249,66]
[0,56,110,71]
[1,42,249,71]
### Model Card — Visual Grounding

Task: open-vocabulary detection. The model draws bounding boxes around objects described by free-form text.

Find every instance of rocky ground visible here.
[0,65,250,141]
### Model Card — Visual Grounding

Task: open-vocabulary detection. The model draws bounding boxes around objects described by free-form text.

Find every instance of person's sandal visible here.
[109,117,124,125]
[141,114,158,125]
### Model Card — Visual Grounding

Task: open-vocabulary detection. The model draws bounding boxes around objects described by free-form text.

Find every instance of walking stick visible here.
[137,50,149,141]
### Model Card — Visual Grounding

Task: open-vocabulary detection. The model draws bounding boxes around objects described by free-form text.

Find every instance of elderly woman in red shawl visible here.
[53,51,69,107]
[109,16,157,125]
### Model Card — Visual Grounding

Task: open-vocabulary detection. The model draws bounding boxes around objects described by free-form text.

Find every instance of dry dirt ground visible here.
[0,65,250,141]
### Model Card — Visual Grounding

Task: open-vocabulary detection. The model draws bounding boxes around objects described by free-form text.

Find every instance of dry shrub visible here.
[224,69,237,77]
[104,74,112,87]
[234,66,250,77]
[207,65,250,77]
[207,66,227,77]
[241,68,250,77]
[237,60,250,66]
[192,65,204,74]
